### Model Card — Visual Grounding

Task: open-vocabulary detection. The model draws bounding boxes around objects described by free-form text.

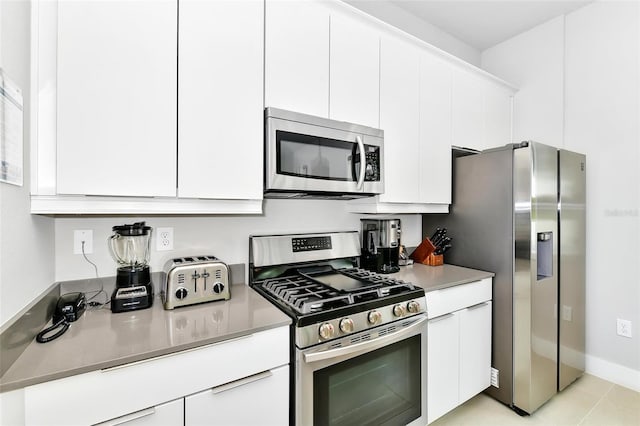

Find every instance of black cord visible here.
[36,317,70,343]
[81,241,109,308]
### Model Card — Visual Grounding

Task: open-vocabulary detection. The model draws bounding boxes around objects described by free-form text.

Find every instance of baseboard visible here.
[586,354,640,392]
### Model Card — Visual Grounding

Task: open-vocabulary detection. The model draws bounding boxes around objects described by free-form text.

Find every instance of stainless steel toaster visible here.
[162,255,230,310]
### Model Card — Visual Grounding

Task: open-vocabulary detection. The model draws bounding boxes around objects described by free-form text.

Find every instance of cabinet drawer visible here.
[185,365,288,426]
[425,278,492,319]
[24,327,289,425]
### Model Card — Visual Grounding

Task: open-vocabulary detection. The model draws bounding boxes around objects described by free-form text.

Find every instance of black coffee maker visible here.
[360,219,401,274]
[108,222,154,313]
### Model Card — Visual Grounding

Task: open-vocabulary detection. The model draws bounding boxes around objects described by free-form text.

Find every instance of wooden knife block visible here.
[425,253,444,266]
[410,237,444,266]
[410,238,434,262]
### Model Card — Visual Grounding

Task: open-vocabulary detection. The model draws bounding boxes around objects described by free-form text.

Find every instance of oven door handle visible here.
[356,135,366,190]
[303,316,427,364]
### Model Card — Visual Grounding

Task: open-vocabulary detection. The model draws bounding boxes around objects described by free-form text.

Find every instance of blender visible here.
[108,222,154,313]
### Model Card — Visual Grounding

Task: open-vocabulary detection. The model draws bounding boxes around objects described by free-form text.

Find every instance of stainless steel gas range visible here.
[249,231,427,426]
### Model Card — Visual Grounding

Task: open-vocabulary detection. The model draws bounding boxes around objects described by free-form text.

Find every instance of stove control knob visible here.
[212,282,225,294]
[407,301,421,314]
[319,323,335,340]
[339,318,355,334]
[393,304,407,317]
[175,287,188,300]
[368,310,382,325]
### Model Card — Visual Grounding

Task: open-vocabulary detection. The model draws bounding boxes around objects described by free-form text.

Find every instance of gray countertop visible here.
[0,284,291,393]
[0,263,492,394]
[390,263,494,292]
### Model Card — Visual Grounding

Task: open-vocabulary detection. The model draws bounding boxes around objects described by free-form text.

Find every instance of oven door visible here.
[296,315,427,426]
[265,113,384,196]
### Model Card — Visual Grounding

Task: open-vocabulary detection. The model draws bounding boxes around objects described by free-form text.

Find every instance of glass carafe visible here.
[108,222,152,270]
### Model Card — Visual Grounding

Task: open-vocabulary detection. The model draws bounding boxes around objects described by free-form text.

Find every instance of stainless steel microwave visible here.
[264,107,384,199]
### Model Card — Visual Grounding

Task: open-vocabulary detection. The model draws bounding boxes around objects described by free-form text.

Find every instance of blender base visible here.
[110,283,154,313]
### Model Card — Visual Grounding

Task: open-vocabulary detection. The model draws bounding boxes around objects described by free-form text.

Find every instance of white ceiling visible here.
[387,0,592,50]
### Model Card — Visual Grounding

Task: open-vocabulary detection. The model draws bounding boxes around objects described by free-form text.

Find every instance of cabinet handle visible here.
[429,313,455,323]
[356,135,365,190]
[94,407,156,426]
[467,301,489,311]
[211,370,273,394]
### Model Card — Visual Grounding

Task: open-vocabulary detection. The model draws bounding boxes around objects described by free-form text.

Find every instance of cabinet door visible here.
[185,365,288,426]
[484,83,513,148]
[379,36,420,203]
[451,69,485,151]
[56,0,177,197]
[419,53,452,204]
[95,399,184,426]
[178,0,263,200]
[265,0,329,117]
[329,11,379,128]
[459,301,492,403]
[427,313,460,424]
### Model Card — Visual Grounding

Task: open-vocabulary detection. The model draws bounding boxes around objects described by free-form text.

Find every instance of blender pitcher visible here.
[109,222,152,270]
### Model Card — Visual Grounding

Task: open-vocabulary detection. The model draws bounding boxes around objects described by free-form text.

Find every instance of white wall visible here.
[482,0,639,390]
[0,0,55,327]
[54,202,422,283]
[344,0,480,66]
[482,16,565,146]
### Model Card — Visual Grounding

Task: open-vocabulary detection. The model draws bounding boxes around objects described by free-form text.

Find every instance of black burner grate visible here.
[259,268,416,315]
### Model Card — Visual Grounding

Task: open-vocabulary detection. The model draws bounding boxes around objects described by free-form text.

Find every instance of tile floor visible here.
[431,374,640,425]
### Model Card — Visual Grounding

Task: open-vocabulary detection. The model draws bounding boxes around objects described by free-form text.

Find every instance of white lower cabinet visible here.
[459,301,492,403]
[426,279,492,424]
[22,327,289,426]
[427,312,460,422]
[185,365,289,426]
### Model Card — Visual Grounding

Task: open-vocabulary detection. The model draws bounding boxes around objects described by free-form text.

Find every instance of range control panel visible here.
[292,236,332,252]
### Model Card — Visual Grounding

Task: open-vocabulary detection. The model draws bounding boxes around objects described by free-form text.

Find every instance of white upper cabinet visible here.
[31,0,263,214]
[378,35,420,204]
[452,69,485,151]
[264,0,330,117]
[452,68,513,151]
[56,0,177,197]
[484,83,513,149]
[419,53,452,205]
[178,0,263,200]
[329,11,380,128]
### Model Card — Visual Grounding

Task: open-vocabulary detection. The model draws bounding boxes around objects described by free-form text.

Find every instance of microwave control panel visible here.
[364,146,381,181]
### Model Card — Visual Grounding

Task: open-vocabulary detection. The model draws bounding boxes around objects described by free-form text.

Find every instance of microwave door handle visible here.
[356,136,366,190]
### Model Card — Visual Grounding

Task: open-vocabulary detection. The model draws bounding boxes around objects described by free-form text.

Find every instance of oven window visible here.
[276,130,359,181]
[313,335,421,426]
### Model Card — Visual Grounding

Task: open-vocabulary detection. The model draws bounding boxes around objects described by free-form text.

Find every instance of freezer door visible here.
[558,150,586,390]
[513,142,558,414]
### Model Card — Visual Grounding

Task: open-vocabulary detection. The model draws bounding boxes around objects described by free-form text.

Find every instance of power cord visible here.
[81,241,110,308]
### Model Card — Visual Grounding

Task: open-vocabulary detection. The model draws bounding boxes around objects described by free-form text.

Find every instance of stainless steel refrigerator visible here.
[423,141,585,414]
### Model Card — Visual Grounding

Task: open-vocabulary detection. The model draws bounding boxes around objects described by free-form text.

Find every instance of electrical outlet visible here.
[562,305,573,322]
[617,319,632,338]
[73,230,93,254]
[156,227,174,251]
[491,368,499,388]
